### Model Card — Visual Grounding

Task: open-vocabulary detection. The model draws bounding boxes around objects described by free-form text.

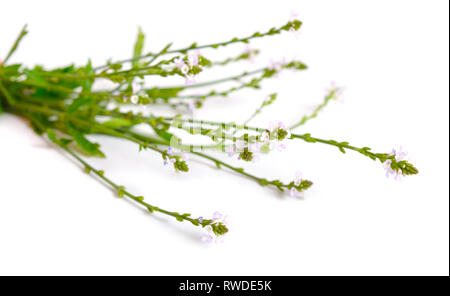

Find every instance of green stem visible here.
[0,80,16,105]
[290,88,338,129]
[3,25,28,65]
[55,141,203,227]
[162,117,391,163]
[152,68,265,91]
[94,20,301,70]
[12,101,168,157]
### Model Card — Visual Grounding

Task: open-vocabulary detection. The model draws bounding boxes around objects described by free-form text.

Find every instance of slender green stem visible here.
[153,68,265,91]
[122,129,311,192]
[162,116,391,163]
[94,20,301,71]
[290,88,338,129]
[3,25,28,65]
[0,80,16,105]
[55,141,202,227]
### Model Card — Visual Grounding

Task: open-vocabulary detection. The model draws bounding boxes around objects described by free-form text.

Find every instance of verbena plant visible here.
[0,19,418,243]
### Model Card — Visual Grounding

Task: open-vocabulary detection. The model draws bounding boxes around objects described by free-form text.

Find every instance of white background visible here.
[0,0,448,276]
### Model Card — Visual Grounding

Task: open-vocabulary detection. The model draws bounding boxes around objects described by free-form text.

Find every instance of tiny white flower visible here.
[181,64,190,75]
[261,132,270,144]
[130,95,139,104]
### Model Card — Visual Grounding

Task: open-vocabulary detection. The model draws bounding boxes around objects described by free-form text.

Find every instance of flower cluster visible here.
[163,147,189,172]
[173,51,210,85]
[269,58,287,74]
[200,211,229,244]
[225,121,291,162]
[382,147,410,180]
[113,79,150,105]
[130,80,144,104]
[289,171,305,198]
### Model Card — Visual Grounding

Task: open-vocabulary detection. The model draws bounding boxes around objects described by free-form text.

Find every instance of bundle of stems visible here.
[0,20,418,241]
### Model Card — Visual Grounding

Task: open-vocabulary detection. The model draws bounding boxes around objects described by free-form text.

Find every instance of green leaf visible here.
[3,25,28,65]
[145,87,183,99]
[132,27,145,68]
[46,129,58,144]
[81,59,94,92]
[153,127,173,143]
[101,118,135,129]
[67,96,94,113]
[66,123,105,157]
[1,64,22,78]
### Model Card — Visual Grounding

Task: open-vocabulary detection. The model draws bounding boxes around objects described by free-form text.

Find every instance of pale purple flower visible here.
[249,142,261,153]
[235,140,247,152]
[294,171,303,186]
[174,57,185,69]
[269,140,287,151]
[290,187,298,197]
[164,157,176,168]
[391,146,408,161]
[290,187,304,198]
[188,51,200,67]
[201,230,214,243]
[131,81,142,94]
[198,217,204,224]
[290,11,299,21]
[277,121,287,130]
[167,147,174,156]
[383,147,408,180]
[383,159,403,180]
[225,145,236,157]
[268,59,282,72]
[187,101,195,113]
[212,211,223,221]
[185,75,196,85]
[252,154,261,163]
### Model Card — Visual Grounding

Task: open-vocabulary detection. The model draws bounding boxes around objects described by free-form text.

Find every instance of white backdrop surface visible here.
[0,0,448,275]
